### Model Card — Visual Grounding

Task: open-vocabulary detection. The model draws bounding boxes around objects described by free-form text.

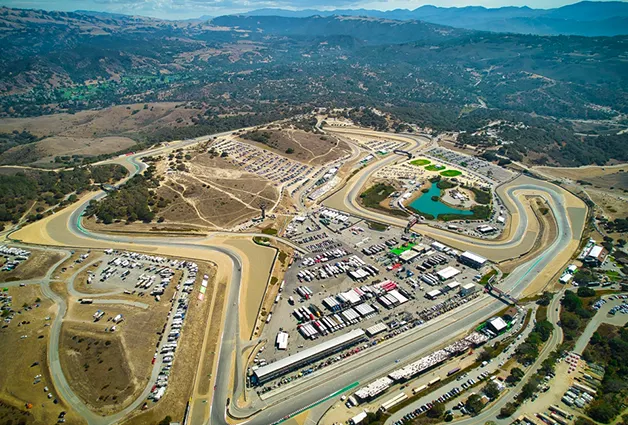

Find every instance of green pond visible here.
[409,184,473,218]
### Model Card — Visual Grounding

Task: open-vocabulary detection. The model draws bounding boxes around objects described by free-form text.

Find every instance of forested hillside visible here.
[0,7,626,166]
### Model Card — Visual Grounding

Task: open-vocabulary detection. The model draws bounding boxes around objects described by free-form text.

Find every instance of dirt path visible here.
[162,183,221,229]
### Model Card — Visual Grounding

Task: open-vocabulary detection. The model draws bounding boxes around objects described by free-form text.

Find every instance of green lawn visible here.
[425,164,446,172]
[440,169,462,177]
[410,158,431,166]
[605,270,621,281]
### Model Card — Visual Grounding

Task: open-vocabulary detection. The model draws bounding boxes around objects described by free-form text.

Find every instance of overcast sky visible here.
[1,0,624,19]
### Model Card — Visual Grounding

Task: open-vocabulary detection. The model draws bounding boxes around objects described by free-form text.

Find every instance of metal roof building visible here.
[487,317,508,334]
[253,329,366,384]
[459,251,487,269]
[365,322,388,337]
[437,266,461,281]
[426,289,442,299]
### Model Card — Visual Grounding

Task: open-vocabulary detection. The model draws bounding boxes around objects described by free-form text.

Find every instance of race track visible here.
[7,127,588,425]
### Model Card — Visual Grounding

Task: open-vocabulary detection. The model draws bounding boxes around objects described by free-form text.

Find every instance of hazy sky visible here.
[1,0,624,19]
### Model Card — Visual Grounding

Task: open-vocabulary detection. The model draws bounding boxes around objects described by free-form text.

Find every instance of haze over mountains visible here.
[242,1,628,36]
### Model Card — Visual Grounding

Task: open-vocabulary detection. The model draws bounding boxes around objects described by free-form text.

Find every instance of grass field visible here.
[440,169,462,177]
[410,158,431,166]
[0,286,84,424]
[425,164,446,172]
[0,250,64,283]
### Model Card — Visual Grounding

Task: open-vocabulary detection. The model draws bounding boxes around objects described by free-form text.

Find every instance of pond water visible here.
[409,184,473,218]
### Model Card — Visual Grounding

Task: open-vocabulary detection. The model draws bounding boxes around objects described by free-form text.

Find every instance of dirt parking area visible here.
[121,263,218,425]
[238,127,351,166]
[0,249,64,283]
[59,291,176,414]
[0,285,85,425]
[55,251,102,282]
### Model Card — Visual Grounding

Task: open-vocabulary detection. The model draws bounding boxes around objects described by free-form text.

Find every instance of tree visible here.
[427,401,445,418]
[499,402,518,418]
[561,312,581,330]
[465,394,485,415]
[483,381,501,400]
[574,417,596,425]
[506,367,525,384]
[533,320,554,341]
[537,291,553,306]
[573,270,596,286]
[562,290,583,312]
[587,399,618,423]
[478,346,495,362]
[577,287,596,297]
[158,416,172,425]
[519,377,540,400]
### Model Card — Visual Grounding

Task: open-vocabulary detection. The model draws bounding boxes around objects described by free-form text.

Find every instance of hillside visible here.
[0,7,626,167]
[210,15,469,44]
[243,1,628,36]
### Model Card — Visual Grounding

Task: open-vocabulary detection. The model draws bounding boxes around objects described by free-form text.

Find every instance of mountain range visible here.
[242,1,628,36]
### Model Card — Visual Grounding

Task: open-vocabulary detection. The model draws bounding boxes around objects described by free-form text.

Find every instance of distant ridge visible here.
[241,1,628,36]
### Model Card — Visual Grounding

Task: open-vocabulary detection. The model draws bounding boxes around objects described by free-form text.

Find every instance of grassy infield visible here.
[361,158,490,221]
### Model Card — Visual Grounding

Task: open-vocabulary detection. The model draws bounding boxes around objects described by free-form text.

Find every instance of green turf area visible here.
[605,270,622,281]
[390,242,416,256]
[425,164,446,171]
[410,158,431,166]
[440,169,462,177]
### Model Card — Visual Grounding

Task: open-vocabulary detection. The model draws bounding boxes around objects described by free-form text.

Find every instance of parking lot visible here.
[0,245,31,272]
[210,138,319,191]
[254,208,490,391]
[96,250,200,405]
[426,147,514,183]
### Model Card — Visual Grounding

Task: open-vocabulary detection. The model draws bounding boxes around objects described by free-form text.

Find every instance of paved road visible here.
[574,296,628,354]
[5,128,585,425]
[385,307,537,424]
[445,289,565,425]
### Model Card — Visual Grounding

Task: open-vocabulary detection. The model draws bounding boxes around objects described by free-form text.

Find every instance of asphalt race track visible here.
[7,127,586,425]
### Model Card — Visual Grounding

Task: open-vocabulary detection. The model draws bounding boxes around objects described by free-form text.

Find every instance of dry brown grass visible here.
[251,245,293,340]
[60,327,136,414]
[535,165,627,222]
[197,281,226,395]
[157,153,280,229]
[0,250,64,283]
[239,128,350,165]
[0,286,86,425]
[59,272,179,415]
[0,102,204,165]
[121,263,218,425]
